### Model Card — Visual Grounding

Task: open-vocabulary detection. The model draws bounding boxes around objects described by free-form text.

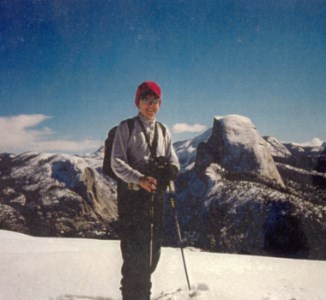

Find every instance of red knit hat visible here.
[135,81,161,106]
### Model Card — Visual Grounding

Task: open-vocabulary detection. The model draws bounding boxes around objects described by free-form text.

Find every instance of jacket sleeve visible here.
[111,121,144,184]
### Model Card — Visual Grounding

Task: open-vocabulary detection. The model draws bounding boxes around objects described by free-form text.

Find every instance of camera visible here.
[149,156,169,172]
[147,156,171,190]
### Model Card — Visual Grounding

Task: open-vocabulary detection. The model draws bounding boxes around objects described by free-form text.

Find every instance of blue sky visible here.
[0,0,325,154]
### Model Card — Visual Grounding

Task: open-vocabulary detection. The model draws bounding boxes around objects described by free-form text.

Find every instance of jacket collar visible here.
[138,112,156,125]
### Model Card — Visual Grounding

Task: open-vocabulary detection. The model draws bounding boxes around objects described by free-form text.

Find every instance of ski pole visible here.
[149,192,155,269]
[168,181,191,291]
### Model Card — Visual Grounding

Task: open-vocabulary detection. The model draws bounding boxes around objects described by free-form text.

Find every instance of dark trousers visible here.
[118,183,164,300]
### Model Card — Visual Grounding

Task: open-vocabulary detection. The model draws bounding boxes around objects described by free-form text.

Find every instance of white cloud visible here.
[0,114,101,154]
[172,123,207,134]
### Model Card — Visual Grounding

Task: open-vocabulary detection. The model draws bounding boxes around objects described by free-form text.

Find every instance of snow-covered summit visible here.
[173,128,212,172]
[214,113,253,126]
[196,114,284,186]
[264,136,292,159]
[290,137,325,148]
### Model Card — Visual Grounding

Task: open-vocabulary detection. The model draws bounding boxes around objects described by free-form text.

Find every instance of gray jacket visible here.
[111,113,180,185]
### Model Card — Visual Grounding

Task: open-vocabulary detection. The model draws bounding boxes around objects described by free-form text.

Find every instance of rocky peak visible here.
[195,114,284,187]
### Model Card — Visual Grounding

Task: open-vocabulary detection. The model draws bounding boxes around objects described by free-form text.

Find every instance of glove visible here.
[156,163,179,190]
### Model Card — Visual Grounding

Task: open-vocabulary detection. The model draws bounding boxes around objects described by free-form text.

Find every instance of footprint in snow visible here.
[155,283,209,300]
[52,295,113,300]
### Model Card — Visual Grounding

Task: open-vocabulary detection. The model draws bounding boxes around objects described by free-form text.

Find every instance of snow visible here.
[291,138,324,148]
[1,230,325,300]
[173,128,212,172]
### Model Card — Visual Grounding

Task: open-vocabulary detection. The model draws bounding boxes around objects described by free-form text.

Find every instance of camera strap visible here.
[136,116,159,159]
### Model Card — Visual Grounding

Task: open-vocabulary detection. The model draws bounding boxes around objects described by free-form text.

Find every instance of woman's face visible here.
[138,94,161,120]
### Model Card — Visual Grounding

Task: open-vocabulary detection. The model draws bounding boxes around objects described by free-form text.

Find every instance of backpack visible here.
[103,118,134,180]
[102,117,166,180]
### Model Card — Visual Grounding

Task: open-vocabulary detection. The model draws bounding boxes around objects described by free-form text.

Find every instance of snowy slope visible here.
[0,230,325,300]
[0,151,118,238]
[173,128,212,172]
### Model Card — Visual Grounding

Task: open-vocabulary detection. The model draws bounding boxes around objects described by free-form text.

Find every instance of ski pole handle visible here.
[168,181,176,209]
[169,180,176,193]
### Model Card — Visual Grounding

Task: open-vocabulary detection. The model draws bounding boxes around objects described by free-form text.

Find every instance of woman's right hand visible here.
[139,176,157,193]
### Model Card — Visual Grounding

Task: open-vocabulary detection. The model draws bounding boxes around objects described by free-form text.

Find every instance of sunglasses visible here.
[140,97,160,105]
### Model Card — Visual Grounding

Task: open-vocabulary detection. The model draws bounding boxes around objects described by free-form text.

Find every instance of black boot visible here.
[121,281,151,300]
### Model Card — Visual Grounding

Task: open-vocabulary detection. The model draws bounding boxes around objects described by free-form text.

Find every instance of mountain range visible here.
[0,114,325,260]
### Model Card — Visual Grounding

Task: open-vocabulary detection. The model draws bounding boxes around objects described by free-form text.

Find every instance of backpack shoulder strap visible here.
[126,117,135,138]
[135,117,167,159]
[156,121,167,139]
